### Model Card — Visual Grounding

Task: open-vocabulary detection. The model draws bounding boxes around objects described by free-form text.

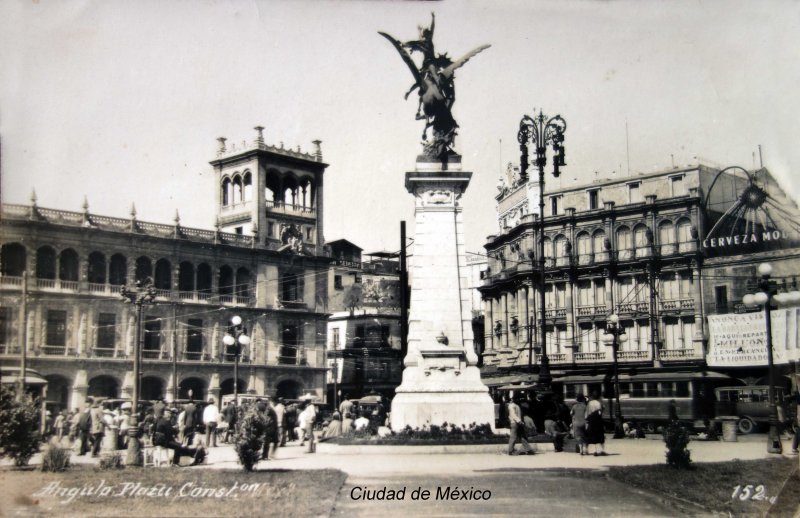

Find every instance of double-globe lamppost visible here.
[120,278,157,466]
[741,262,800,454]
[223,315,250,408]
[601,314,628,439]
[518,109,567,386]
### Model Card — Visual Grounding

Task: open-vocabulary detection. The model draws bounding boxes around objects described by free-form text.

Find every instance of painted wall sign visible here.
[706,309,800,366]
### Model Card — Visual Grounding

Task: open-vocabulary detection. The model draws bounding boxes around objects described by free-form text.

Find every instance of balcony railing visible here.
[555,256,571,267]
[618,350,650,361]
[574,351,607,362]
[0,344,19,354]
[661,298,695,311]
[576,305,606,317]
[617,249,634,261]
[184,351,204,361]
[660,243,677,256]
[635,247,651,259]
[577,254,593,266]
[594,252,610,263]
[93,347,116,358]
[547,353,568,363]
[142,349,161,359]
[544,308,567,319]
[0,275,23,287]
[265,200,316,218]
[617,302,649,314]
[87,282,106,293]
[660,348,700,360]
[42,345,66,355]
[37,278,56,289]
[678,241,697,253]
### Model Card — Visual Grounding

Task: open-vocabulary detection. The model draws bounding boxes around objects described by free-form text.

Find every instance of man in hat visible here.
[77,402,92,455]
[153,408,206,466]
[203,397,220,447]
[89,403,105,457]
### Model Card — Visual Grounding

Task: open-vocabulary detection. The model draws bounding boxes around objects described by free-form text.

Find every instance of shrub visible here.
[41,444,71,472]
[0,386,41,467]
[234,408,265,472]
[663,421,692,469]
[98,452,124,470]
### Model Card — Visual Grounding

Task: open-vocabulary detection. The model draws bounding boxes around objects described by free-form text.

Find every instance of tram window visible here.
[660,383,675,397]
[753,389,768,402]
[675,382,689,397]
[565,384,577,399]
[645,382,658,396]
[631,382,645,397]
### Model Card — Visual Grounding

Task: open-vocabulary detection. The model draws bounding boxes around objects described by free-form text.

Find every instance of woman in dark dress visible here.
[584,392,607,456]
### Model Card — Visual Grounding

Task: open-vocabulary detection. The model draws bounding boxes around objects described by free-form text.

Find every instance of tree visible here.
[0,386,41,467]
[343,284,362,316]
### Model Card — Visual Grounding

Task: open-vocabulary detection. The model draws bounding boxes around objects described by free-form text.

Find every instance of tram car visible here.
[556,371,734,432]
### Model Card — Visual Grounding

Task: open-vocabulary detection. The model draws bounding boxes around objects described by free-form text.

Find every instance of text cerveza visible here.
[731,485,777,504]
[350,486,492,501]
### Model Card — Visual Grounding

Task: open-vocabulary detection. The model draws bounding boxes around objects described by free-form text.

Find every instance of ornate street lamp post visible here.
[120,278,157,466]
[742,263,800,454]
[223,316,250,408]
[602,313,628,438]
[518,110,567,386]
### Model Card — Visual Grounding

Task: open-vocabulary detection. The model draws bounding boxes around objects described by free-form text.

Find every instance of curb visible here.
[316,442,558,455]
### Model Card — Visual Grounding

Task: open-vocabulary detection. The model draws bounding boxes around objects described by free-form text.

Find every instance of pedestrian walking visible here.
[273,398,286,447]
[507,396,534,455]
[585,392,607,456]
[53,410,66,442]
[571,394,588,455]
[89,403,105,457]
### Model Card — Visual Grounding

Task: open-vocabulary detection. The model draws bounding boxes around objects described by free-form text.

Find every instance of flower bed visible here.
[326,423,509,446]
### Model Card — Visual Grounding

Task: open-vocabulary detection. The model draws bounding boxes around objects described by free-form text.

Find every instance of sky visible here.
[1,0,799,257]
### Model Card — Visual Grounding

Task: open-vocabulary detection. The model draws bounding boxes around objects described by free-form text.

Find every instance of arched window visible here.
[677,218,693,252]
[542,237,553,267]
[659,220,676,256]
[265,170,281,204]
[87,251,106,284]
[592,230,607,261]
[154,259,171,290]
[283,175,299,207]
[633,224,650,257]
[236,267,251,297]
[135,256,152,283]
[109,254,127,286]
[218,265,234,295]
[576,232,591,265]
[178,261,194,292]
[1,243,26,277]
[616,226,633,260]
[36,246,57,279]
[59,248,79,281]
[232,175,243,204]
[243,172,253,202]
[196,263,212,293]
[221,177,231,206]
[554,235,569,266]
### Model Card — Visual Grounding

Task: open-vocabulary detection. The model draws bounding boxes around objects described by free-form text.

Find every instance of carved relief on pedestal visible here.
[415,186,465,208]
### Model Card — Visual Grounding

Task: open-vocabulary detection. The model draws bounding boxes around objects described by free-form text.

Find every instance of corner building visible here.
[480,163,800,398]
[0,128,331,411]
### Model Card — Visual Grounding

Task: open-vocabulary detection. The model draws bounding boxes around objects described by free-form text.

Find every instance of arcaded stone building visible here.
[0,128,332,411]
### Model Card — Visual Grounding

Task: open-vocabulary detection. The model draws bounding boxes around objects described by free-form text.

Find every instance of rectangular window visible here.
[267,221,274,238]
[588,190,599,210]
[550,196,561,215]
[331,328,340,348]
[334,275,343,290]
[234,226,243,235]
[46,310,67,346]
[306,227,313,241]
[143,317,161,356]
[714,285,728,313]
[0,307,10,346]
[186,318,203,359]
[671,176,686,197]
[628,183,642,203]
[577,281,593,306]
[663,318,680,349]
[96,313,116,350]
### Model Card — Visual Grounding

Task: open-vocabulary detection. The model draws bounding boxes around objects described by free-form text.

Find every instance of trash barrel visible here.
[720,417,738,442]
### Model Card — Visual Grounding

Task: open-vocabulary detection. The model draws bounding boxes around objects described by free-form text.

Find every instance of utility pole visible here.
[399,221,408,360]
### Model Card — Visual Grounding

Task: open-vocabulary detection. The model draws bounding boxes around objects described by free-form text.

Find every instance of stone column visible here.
[71,370,89,411]
[565,278,575,359]
[691,262,704,353]
[208,373,221,403]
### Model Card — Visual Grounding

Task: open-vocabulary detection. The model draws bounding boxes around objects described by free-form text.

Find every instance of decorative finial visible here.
[130,203,137,218]
[174,209,180,225]
[217,137,227,156]
[214,215,221,231]
[82,195,89,212]
[296,145,301,153]
[280,141,284,149]
[30,189,37,206]
[312,140,323,162]
[254,126,265,145]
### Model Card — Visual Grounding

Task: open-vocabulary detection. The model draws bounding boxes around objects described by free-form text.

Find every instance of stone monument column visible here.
[390,156,495,431]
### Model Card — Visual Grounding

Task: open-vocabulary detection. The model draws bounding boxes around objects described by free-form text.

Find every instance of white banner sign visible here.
[706,310,800,366]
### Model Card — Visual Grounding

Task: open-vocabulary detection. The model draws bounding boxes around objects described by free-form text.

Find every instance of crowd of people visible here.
[505,391,609,456]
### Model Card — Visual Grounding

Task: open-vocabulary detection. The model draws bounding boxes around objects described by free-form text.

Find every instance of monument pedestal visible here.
[390,156,495,432]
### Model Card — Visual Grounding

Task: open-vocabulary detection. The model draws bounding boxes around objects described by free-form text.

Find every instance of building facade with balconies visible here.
[0,129,331,412]
[480,163,800,390]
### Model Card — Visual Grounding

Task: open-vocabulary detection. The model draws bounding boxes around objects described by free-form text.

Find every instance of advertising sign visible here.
[707,309,800,366]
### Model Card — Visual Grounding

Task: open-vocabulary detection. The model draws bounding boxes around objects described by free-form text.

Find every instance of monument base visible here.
[390,348,495,432]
